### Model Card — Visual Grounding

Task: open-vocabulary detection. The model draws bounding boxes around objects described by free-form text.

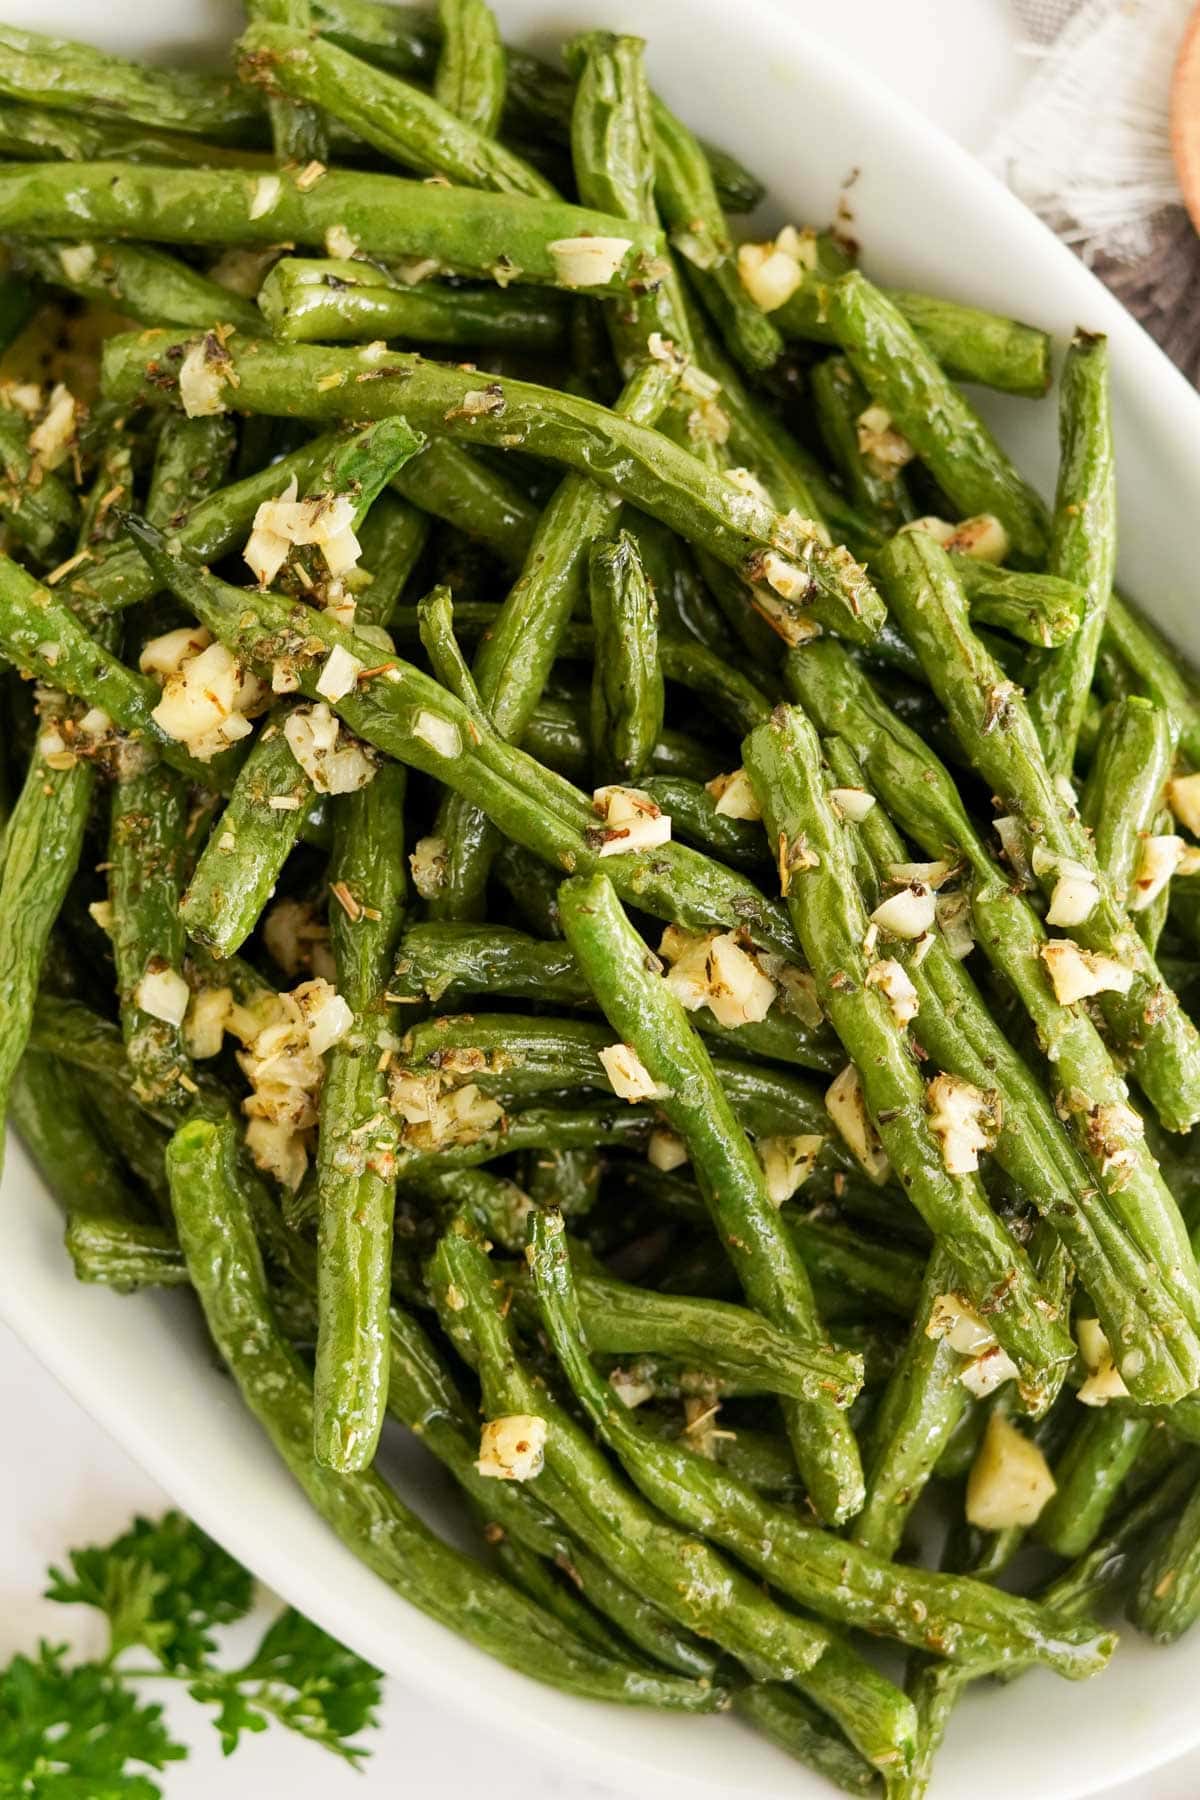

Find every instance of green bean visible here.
[488,1531,629,1658]
[353,492,429,627]
[1103,591,1200,766]
[14,239,262,335]
[589,528,663,784]
[59,429,362,618]
[391,921,585,1006]
[1082,695,1176,945]
[789,639,1200,1402]
[393,438,537,565]
[565,31,696,383]
[0,98,275,167]
[733,1685,876,1796]
[393,1101,652,1179]
[787,1213,924,1321]
[524,1144,599,1218]
[124,521,800,958]
[240,23,550,200]
[64,1212,188,1290]
[854,1245,970,1559]
[429,1214,833,1683]
[246,0,327,164]
[659,635,771,735]
[681,292,831,530]
[0,413,138,1156]
[145,415,238,528]
[652,97,783,376]
[1028,332,1116,770]
[2,162,661,292]
[397,1005,839,1095]
[179,414,421,952]
[1035,1445,1199,1640]
[257,256,570,349]
[742,703,1072,1397]
[0,267,36,356]
[556,871,862,1526]
[428,357,678,918]
[434,0,506,134]
[952,556,1086,649]
[827,272,1049,562]
[400,1164,534,1254]
[0,24,265,142]
[166,1114,723,1710]
[502,1252,861,1407]
[775,267,1051,396]
[628,512,737,659]
[307,0,765,212]
[821,729,1109,1412]
[108,759,193,1108]
[179,710,313,959]
[102,331,886,644]
[70,1153,716,1690]
[83,1086,173,1216]
[529,1208,1115,1688]
[878,529,1200,1136]
[10,1051,150,1231]
[640,773,769,872]
[812,355,916,534]
[0,407,80,564]
[26,994,215,1135]
[0,553,256,792]
[1036,1408,1152,1561]
[1127,1477,1200,1645]
[314,763,406,1471]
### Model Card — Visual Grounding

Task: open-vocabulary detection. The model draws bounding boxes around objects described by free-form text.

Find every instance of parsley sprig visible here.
[1,1511,382,1797]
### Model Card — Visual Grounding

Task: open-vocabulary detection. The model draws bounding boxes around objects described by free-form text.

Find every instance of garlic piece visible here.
[830,786,876,823]
[547,235,632,288]
[926,1073,1000,1175]
[1046,872,1100,926]
[856,404,915,480]
[184,985,234,1059]
[409,834,449,899]
[283,703,376,794]
[662,928,777,1028]
[825,1063,890,1184]
[1130,833,1184,912]
[865,958,920,1026]
[706,767,762,821]
[1167,772,1200,836]
[1076,1317,1131,1407]
[1040,940,1134,1005]
[593,785,671,855]
[935,891,975,960]
[315,643,363,702]
[869,883,936,940]
[648,1128,689,1172]
[758,1133,825,1205]
[966,1410,1056,1530]
[736,241,804,311]
[599,1043,670,1102]
[476,1414,547,1481]
[134,964,190,1028]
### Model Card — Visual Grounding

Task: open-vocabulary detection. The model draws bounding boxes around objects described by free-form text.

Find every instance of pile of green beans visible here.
[7,10,1200,1795]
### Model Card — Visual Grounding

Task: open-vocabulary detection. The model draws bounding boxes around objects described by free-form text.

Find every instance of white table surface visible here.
[3,2,1199,1796]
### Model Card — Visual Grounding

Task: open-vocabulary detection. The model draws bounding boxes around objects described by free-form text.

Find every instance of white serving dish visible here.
[4,2,1200,1795]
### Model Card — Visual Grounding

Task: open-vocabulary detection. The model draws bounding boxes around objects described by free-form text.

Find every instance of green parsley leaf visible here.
[0,1641,186,1799]
[45,1514,254,1670]
[189,1610,382,1765]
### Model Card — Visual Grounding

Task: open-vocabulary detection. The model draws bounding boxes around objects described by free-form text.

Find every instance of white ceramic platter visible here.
[3,2,1200,1795]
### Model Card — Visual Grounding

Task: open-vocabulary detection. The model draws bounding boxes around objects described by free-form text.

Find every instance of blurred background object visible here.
[993,0,1200,378]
